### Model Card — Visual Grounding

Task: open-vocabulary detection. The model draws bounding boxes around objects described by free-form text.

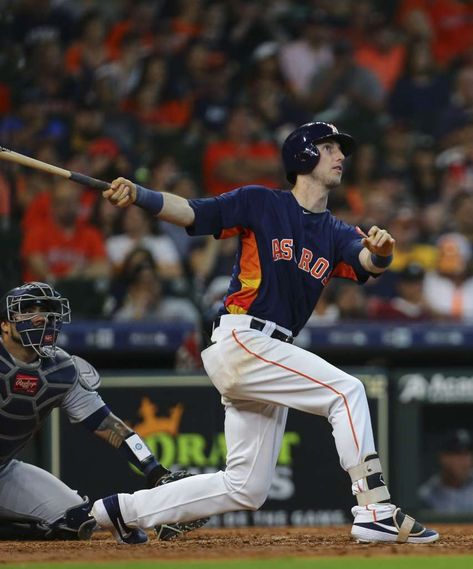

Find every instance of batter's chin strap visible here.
[348,453,391,506]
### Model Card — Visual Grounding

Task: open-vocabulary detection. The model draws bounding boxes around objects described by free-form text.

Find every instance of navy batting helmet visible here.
[282,122,355,184]
[0,282,71,357]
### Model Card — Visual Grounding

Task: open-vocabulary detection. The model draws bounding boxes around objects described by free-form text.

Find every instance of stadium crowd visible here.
[1,0,473,330]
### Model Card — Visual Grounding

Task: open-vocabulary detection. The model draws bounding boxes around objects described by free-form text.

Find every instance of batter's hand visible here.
[362,226,395,257]
[103,177,137,207]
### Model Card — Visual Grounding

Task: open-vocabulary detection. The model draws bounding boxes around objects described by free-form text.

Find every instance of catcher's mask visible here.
[281,121,355,185]
[0,282,71,357]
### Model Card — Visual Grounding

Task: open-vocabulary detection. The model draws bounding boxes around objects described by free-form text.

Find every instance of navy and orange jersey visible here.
[187,185,372,336]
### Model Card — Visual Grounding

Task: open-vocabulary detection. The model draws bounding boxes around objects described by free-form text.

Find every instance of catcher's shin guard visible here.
[348,453,390,506]
[0,512,52,540]
[0,498,96,541]
[49,497,97,540]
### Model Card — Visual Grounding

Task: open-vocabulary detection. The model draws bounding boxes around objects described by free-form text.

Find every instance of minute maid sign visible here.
[130,396,300,501]
[398,371,473,403]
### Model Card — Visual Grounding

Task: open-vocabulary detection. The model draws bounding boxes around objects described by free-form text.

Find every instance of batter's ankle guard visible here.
[348,453,390,506]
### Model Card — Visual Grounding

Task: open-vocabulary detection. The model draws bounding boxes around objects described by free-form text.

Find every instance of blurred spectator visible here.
[378,122,413,182]
[106,0,157,60]
[418,429,473,513]
[106,205,183,281]
[95,32,147,103]
[368,262,432,321]
[324,281,368,321]
[423,232,473,320]
[158,173,199,263]
[354,19,405,94]
[189,233,239,298]
[408,139,441,206]
[21,178,110,283]
[436,66,473,146]
[389,41,450,135]
[387,207,438,272]
[89,194,123,240]
[245,42,309,137]
[451,192,473,250]
[397,0,473,68]
[334,143,379,225]
[306,39,385,143]
[436,121,473,202]
[113,259,200,324]
[65,10,110,77]
[202,105,281,196]
[278,13,334,98]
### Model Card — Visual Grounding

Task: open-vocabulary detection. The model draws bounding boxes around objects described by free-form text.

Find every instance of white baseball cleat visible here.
[351,504,439,544]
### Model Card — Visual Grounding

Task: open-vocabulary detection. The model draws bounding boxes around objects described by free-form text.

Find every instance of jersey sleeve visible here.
[186,186,268,237]
[332,222,371,283]
[60,381,107,424]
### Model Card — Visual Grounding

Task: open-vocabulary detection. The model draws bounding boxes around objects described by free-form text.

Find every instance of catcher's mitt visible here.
[153,470,209,541]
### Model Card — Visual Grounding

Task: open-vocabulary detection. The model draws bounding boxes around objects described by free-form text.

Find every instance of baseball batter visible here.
[92,122,439,544]
[0,281,205,543]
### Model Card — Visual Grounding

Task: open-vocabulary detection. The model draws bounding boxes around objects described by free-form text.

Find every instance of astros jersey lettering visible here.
[188,185,370,334]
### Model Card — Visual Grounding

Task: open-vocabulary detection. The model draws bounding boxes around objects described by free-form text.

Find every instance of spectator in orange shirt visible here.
[65,11,110,77]
[355,20,406,93]
[397,0,473,67]
[21,179,110,284]
[202,105,281,196]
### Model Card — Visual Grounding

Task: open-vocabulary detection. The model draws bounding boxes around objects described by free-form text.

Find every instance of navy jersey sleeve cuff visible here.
[186,197,222,237]
[343,240,373,281]
[79,405,111,431]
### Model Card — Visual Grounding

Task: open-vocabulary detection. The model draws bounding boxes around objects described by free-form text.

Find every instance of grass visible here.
[3,557,473,569]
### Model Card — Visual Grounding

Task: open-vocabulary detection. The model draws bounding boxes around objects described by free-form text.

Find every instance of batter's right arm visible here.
[103,177,195,227]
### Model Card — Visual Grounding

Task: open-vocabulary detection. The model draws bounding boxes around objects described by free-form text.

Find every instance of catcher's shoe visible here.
[153,470,210,541]
[351,505,439,544]
[155,517,209,541]
[91,495,148,545]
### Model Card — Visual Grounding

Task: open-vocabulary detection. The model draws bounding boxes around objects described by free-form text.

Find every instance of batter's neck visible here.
[291,184,329,213]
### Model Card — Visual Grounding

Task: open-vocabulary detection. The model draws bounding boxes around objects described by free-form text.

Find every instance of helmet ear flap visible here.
[297,145,320,168]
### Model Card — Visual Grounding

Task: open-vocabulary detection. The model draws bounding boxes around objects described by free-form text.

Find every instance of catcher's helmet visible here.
[0,282,71,357]
[281,122,355,184]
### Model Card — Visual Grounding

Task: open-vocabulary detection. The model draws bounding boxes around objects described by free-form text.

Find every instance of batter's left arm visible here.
[358,225,395,274]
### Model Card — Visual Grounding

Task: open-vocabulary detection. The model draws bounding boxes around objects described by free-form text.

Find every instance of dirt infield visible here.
[0,524,472,564]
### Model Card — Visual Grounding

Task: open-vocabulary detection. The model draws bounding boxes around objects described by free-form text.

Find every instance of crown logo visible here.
[132,397,184,437]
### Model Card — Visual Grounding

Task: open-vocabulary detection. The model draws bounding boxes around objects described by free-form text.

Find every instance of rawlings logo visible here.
[13,373,39,395]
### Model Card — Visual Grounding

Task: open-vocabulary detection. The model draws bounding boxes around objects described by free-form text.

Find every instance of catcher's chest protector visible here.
[0,343,76,466]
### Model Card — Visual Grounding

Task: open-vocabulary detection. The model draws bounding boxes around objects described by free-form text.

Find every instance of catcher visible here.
[0,281,207,543]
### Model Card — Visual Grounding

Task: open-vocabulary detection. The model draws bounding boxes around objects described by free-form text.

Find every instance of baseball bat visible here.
[0,146,110,191]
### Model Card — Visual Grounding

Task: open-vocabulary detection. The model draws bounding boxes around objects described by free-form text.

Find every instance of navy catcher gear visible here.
[0,282,71,357]
[282,122,355,184]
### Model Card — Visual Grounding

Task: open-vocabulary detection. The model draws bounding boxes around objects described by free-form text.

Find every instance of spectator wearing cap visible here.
[418,429,473,513]
[423,232,473,320]
[368,262,432,321]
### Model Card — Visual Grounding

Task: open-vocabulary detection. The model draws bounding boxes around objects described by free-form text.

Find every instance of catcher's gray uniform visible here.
[0,343,105,527]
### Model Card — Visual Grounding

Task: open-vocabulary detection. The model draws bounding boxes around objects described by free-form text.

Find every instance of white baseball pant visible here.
[114,314,376,528]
